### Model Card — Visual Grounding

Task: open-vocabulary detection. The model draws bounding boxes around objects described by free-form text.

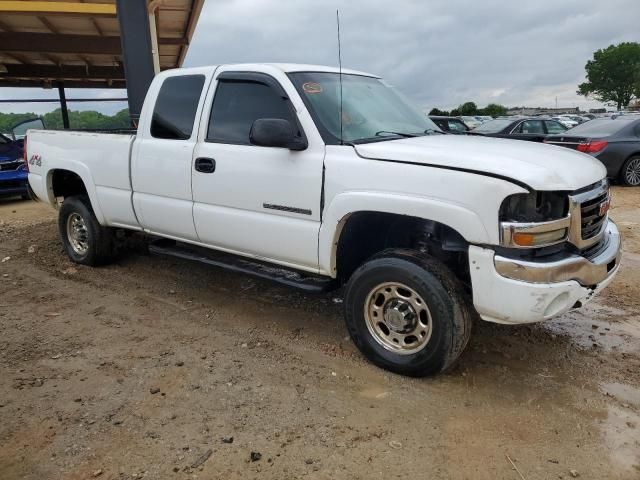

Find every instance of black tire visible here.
[22,184,36,201]
[620,156,640,186]
[344,249,473,377]
[58,195,114,266]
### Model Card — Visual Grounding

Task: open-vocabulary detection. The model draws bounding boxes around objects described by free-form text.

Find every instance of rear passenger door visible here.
[191,69,325,271]
[132,72,212,240]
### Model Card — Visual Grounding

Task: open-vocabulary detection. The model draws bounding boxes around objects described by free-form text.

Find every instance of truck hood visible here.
[354,134,606,191]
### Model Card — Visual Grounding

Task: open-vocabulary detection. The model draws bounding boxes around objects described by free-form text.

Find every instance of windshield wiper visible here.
[374,130,418,138]
[424,128,446,135]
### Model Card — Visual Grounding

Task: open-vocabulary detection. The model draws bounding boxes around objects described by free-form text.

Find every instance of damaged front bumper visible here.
[469,220,621,325]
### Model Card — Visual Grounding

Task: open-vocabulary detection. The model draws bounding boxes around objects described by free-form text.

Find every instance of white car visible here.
[553,116,579,129]
[460,116,483,129]
[25,63,621,376]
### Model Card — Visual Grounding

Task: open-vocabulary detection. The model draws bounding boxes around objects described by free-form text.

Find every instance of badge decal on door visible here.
[263,203,312,216]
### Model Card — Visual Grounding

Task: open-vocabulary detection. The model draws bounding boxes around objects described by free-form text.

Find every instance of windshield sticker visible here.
[302,82,323,94]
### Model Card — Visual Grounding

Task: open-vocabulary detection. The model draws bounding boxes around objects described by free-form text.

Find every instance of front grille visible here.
[580,190,608,240]
[0,160,23,171]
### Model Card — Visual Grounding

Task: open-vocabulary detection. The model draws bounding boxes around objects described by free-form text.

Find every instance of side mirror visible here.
[12,117,45,141]
[250,118,307,151]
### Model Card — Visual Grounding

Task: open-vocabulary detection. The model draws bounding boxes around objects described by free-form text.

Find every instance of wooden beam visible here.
[3,52,28,64]
[0,32,121,54]
[178,0,204,66]
[38,16,60,34]
[78,0,106,36]
[1,63,125,80]
[0,18,12,31]
[0,32,186,55]
[41,20,61,64]
[0,78,126,88]
[0,1,116,17]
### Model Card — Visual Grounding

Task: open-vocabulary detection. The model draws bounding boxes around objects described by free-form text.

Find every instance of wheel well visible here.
[50,169,87,199]
[335,212,469,285]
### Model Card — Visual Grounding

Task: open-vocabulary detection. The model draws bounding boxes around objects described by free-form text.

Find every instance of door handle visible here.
[195,157,216,173]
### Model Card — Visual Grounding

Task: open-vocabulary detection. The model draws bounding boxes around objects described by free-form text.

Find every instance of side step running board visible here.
[148,240,338,293]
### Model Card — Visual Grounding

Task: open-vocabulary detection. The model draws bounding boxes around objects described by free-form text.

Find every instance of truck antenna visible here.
[336,9,344,145]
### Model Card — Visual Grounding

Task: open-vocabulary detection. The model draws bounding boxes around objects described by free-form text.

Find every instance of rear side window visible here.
[151,75,205,140]
[207,80,297,144]
[545,120,566,134]
[448,120,468,132]
[517,120,544,134]
[431,119,447,130]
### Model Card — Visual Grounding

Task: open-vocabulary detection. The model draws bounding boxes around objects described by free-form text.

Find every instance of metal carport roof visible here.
[0,0,204,89]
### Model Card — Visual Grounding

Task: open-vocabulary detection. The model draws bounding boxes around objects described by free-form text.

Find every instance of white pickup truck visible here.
[26,63,621,376]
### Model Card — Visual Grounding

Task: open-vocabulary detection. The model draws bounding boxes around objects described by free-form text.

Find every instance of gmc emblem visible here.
[599,198,611,216]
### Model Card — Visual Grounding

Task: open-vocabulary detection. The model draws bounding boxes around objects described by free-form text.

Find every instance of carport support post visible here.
[115,0,156,126]
[58,83,70,129]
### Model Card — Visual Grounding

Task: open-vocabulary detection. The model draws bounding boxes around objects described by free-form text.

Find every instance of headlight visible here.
[500,191,569,248]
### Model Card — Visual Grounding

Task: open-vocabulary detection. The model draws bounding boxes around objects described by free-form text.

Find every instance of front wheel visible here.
[620,156,640,186]
[343,249,473,377]
[58,195,114,266]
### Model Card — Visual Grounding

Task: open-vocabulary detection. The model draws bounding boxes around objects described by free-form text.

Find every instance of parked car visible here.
[428,116,469,134]
[471,117,567,142]
[460,115,483,129]
[25,63,620,377]
[0,118,44,199]
[559,114,588,125]
[552,116,579,129]
[544,117,640,185]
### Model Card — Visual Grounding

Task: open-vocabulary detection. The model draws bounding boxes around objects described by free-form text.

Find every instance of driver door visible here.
[191,69,325,271]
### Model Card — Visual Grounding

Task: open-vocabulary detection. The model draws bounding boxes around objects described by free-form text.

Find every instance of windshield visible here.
[565,118,635,137]
[473,119,514,133]
[288,72,440,144]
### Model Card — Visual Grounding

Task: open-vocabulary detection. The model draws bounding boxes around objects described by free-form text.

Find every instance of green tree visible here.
[428,108,450,116]
[0,113,39,134]
[481,103,507,117]
[450,108,460,116]
[577,42,640,110]
[458,102,478,115]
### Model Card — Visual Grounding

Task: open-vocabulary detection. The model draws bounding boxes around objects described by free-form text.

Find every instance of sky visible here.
[1,0,639,116]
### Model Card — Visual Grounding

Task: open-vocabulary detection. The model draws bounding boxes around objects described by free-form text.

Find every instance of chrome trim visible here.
[500,216,570,249]
[544,140,581,146]
[495,220,621,286]
[568,179,609,249]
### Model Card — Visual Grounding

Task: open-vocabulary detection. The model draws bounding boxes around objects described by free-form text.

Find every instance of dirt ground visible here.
[1,188,639,480]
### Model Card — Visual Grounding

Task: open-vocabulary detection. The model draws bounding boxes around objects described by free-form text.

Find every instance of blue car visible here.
[0,133,29,199]
[0,118,45,199]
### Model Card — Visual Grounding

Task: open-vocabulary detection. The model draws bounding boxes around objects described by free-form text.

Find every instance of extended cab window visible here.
[207,80,297,144]
[151,75,205,140]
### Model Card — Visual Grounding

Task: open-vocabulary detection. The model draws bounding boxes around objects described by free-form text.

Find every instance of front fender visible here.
[318,191,489,276]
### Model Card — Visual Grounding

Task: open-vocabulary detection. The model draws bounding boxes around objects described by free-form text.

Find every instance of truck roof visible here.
[172,63,379,78]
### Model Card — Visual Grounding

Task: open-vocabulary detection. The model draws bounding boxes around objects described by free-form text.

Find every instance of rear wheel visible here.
[621,156,640,186]
[344,249,473,377]
[58,195,114,266]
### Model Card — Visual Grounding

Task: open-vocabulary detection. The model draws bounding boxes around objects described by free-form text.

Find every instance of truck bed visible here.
[27,129,141,229]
